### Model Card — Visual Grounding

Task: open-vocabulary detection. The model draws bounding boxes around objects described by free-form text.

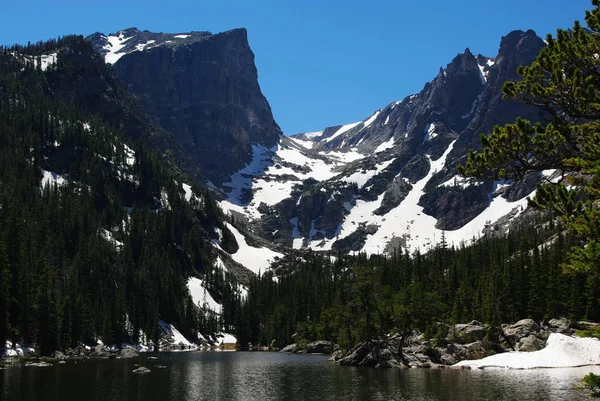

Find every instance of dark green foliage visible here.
[581,373,600,397]
[0,38,240,354]
[240,219,586,351]
[459,1,600,273]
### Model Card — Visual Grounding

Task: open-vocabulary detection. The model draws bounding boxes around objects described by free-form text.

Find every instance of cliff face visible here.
[88,28,283,185]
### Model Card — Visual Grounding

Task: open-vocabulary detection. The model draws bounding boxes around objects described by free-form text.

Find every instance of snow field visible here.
[455,333,600,369]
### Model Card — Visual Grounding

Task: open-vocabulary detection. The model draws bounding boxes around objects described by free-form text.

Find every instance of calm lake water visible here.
[1,351,599,401]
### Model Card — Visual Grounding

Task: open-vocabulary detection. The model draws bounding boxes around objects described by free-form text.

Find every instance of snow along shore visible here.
[454,333,600,369]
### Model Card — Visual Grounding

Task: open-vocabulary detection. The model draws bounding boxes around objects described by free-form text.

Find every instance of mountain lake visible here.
[2,351,599,400]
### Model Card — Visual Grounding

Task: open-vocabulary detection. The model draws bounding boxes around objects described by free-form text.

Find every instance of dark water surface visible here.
[1,351,599,401]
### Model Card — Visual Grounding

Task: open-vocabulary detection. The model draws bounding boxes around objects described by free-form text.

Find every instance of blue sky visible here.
[1,0,591,134]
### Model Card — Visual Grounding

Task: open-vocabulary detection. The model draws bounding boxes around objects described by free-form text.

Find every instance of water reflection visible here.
[1,352,600,401]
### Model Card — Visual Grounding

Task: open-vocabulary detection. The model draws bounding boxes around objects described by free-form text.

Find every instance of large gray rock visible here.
[547,318,571,334]
[503,319,541,343]
[51,350,67,360]
[452,323,487,344]
[516,335,544,352]
[279,343,297,353]
[93,345,111,358]
[117,347,138,359]
[305,340,333,354]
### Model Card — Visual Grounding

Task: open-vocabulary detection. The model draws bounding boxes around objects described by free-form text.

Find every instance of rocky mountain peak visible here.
[496,30,546,76]
[87,27,283,186]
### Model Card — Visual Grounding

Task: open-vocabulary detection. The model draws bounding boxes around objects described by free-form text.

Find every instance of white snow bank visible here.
[302,131,324,139]
[215,332,237,344]
[455,334,600,369]
[123,144,135,166]
[343,159,394,189]
[174,34,190,39]
[158,320,196,348]
[182,183,194,202]
[424,122,438,141]
[362,110,381,129]
[103,32,133,64]
[375,137,395,153]
[1,344,35,357]
[325,122,361,143]
[135,40,155,52]
[39,53,57,71]
[223,223,283,275]
[187,277,222,314]
[40,168,67,189]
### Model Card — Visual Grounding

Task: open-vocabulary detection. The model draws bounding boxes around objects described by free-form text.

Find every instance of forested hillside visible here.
[1,7,598,360]
[0,36,243,355]
[240,218,597,350]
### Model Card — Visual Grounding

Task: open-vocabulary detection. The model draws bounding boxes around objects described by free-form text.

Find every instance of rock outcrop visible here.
[334,318,578,368]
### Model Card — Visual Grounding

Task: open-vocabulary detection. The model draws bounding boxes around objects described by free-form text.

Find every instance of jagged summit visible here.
[87,27,282,186]
[87,27,246,65]
[216,30,548,256]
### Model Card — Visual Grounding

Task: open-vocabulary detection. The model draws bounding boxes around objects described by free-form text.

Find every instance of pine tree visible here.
[459,0,600,274]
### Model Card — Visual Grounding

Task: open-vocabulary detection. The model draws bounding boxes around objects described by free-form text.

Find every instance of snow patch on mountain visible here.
[305,139,533,255]
[158,321,196,348]
[220,141,361,220]
[321,149,365,163]
[375,138,395,153]
[362,110,381,129]
[40,168,67,189]
[39,53,57,71]
[343,159,395,189]
[135,40,156,52]
[187,277,222,314]
[424,123,438,141]
[325,122,361,143]
[290,217,303,249]
[439,174,482,189]
[103,32,132,64]
[224,223,283,275]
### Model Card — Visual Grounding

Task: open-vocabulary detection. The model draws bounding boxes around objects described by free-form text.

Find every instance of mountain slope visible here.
[0,35,273,352]
[217,30,547,255]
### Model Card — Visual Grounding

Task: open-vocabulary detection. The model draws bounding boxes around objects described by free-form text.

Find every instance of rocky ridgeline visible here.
[326,318,597,368]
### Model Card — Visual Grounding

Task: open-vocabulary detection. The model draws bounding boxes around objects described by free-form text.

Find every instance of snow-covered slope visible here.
[213,30,546,257]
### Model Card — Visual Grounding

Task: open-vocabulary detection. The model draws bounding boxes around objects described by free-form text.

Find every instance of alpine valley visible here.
[0,21,596,372]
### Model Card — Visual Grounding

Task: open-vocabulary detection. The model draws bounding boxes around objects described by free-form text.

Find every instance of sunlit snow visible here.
[158,320,196,348]
[375,138,395,153]
[325,122,361,143]
[135,40,156,52]
[220,142,355,220]
[424,122,438,141]
[223,223,283,275]
[309,140,533,255]
[40,168,67,188]
[103,32,133,64]
[187,277,222,314]
[455,334,600,369]
[343,159,394,189]
[362,110,381,129]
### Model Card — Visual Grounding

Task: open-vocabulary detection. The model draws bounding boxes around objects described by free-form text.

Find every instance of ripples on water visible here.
[1,351,599,401]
